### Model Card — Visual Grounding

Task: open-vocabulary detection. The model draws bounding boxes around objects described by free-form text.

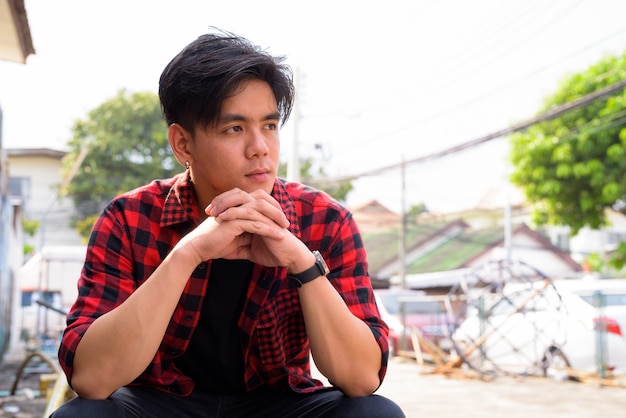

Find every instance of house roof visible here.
[362,219,469,276]
[406,225,502,273]
[351,199,401,233]
[351,199,397,215]
[6,147,66,159]
[462,223,582,271]
[0,0,35,64]
[363,220,582,279]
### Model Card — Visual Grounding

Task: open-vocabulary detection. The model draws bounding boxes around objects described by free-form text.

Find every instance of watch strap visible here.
[288,250,329,288]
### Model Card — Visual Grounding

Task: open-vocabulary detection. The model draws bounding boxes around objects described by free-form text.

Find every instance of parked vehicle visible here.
[451,278,626,380]
[374,288,451,357]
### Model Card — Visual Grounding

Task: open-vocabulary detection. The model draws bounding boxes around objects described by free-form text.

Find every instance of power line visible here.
[318,16,626,160]
[327,28,626,155]
[331,1,595,120]
[311,78,626,184]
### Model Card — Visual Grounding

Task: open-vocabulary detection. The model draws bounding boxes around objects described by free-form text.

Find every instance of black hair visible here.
[158,29,295,132]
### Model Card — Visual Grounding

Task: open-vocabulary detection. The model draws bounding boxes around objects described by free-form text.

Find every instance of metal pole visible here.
[287,67,300,182]
[400,157,406,290]
[593,290,607,379]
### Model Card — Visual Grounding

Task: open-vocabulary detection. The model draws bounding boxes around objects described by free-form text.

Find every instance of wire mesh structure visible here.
[445,259,569,379]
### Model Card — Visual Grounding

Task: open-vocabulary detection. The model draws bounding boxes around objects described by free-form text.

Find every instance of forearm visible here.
[70,246,197,399]
[298,278,382,397]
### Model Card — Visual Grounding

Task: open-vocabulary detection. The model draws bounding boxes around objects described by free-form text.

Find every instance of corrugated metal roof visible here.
[363,221,582,280]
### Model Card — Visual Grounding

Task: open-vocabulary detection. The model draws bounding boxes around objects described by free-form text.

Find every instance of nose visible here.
[246,128,270,158]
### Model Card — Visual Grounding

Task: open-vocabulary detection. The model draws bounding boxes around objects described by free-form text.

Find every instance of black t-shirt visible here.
[175,258,253,394]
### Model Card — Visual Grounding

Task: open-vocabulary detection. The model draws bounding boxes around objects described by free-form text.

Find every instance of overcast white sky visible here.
[2,0,626,213]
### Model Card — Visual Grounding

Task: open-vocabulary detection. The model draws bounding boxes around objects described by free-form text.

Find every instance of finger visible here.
[217,199,289,228]
[225,218,287,240]
[206,188,253,217]
[207,189,286,221]
[246,191,289,227]
[248,189,284,211]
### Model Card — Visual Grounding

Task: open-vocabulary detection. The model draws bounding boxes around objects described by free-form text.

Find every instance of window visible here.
[9,176,31,212]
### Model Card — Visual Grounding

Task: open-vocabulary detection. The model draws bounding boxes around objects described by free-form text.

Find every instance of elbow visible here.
[70,370,117,400]
[73,386,115,401]
[336,373,381,398]
[74,389,111,401]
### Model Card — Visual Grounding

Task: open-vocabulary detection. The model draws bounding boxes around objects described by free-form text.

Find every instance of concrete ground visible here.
[377,357,625,418]
[2,353,625,417]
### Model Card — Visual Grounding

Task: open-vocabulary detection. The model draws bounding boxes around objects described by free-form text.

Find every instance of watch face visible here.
[314,251,330,275]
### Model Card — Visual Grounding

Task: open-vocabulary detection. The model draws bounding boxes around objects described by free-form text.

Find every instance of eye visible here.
[264,122,278,131]
[225,125,243,134]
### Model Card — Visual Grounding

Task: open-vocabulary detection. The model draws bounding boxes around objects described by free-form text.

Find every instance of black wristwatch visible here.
[288,251,329,288]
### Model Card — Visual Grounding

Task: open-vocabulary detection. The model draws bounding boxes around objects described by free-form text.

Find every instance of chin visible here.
[243,178,275,194]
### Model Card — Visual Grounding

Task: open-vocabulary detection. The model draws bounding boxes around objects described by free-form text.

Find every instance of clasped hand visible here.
[178,188,308,272]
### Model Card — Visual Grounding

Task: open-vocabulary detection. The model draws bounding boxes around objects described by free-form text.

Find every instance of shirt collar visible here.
[161,172,199,227]
[272,178,301,238]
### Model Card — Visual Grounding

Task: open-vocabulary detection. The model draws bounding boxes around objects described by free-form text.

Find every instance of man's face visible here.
[187,79,281,205]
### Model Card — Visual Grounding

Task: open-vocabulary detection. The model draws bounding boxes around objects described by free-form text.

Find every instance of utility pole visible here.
[287,67,300,182]
[399,157,407,290]
[503,164,512,262]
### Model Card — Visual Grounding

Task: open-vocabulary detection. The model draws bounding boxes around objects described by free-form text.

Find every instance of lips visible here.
[246,168,272,181]
[247,168,270,176]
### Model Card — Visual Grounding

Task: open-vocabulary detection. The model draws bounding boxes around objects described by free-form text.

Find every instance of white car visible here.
[451,278,626,380]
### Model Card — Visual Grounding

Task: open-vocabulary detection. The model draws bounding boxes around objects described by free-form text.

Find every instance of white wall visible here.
[8,152,83,249]
[18,245,86,342]
[7,200,25,357]
[553,210,626,262]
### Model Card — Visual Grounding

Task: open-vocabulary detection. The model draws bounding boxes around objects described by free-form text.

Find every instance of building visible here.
[0,0,35,65]
[0,0,36,360]
[6,148,84,347]
[7,148,83,252]
[363,219,582,288]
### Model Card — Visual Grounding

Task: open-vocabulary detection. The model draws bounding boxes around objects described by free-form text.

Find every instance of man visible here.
[52,30,404,417]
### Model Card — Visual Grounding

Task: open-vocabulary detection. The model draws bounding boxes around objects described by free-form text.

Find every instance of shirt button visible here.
[197,262,206,269]
[185,315,193,321]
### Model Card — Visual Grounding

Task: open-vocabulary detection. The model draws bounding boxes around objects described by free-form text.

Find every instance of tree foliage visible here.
[509,52,626,271]
[278,158,353,202]
[21,216,40,257]
[62,90,178,238]
[510,52,626,235]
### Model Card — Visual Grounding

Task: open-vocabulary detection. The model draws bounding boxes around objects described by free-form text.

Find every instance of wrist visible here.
[288,251,316,275]
[170,239,204,267]
[287,250,330,288]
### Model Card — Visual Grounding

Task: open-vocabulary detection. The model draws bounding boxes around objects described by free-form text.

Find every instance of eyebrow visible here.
[219,111,281,124]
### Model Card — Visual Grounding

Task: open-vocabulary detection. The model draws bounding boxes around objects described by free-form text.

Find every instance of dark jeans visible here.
[49,386,405,418]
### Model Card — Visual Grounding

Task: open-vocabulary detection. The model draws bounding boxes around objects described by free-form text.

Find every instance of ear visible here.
[169,123,193,168]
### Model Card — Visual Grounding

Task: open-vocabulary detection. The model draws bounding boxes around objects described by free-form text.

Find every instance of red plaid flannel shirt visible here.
[58,172,389,396]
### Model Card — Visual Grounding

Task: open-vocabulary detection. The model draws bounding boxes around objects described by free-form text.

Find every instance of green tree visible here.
[62,90,178,239]
[21,216,40,257]
[509,51,626,270]
[405,203,428,224]
[278,158,353,202]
